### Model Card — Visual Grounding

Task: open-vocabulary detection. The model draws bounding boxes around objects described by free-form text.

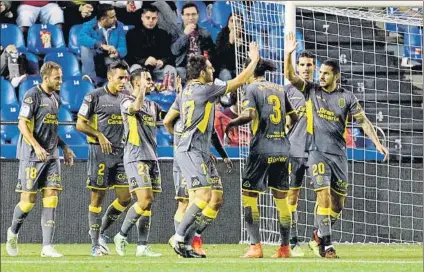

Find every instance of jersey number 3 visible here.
[267,95,281,124]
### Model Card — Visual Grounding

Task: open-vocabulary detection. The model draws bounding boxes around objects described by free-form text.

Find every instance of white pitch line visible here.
[1,259,421,265]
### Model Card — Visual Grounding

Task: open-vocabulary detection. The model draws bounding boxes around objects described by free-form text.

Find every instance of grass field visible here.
[1,243,422,272]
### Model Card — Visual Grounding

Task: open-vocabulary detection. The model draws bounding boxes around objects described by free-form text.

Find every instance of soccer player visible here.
[76,60,131,256]
[163,86,233,257]
[225,59,296,259]
[285,51,317,257]
[113,69,163,257]
[171,42,260,258]
[284,31,389,258]
[5,61,76,257]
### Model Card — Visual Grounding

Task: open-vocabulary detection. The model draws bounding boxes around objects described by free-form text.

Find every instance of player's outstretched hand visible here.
[98,133,113,154]
[376,143,389,162]
[248,41,260,62]
[209,153,218,164]
[285,31,299,54]
[63,146,76,166]
[224,158,233,173]
[34,144,49,162]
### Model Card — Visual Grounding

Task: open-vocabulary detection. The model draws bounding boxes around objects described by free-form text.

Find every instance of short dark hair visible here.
[142,4,159,15]
[245,58,277,77]
[97,3,114,20]
[297,51,316,65]
[186,55,207,80]
[322,60,340,74]
[107,60,129,75]
[181,2,198,15]
[40,61,62,78]
[130,67,149,84]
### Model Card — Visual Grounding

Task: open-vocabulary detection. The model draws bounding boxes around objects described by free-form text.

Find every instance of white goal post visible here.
[230,1,423,245]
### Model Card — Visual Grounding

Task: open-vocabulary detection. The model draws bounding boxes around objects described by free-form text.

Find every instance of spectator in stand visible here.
[171,2,215,82]
[16,1,64,35]
[59,1,97,42]
[99,1,142,26]
[149,1,180,41]
[0,44,29,87]
[0,1,15,24]
[216,13,249,81]
[214,93,242,147]
[79,3,127,87]
[126,5,176,85]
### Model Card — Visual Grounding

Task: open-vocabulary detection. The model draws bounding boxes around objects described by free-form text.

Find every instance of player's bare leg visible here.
[241,191,263,258]
[89,189,106,256]
[169,199,189,248]
[114,188,150,256]
[330,189,346,227]
[271,189,291,258]
[315,188,338,258]
[7,192,37,256]
[288,188,304,257]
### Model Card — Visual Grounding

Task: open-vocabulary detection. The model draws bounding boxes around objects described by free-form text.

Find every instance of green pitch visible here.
[1,244,422,272]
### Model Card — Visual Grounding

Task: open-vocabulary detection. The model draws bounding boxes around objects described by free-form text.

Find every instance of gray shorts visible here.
[307,151,349,196]
[289,157,308,189]
[173,160,188,200]
[86,145,127,190]
[125,160,162,193]
[16,159,62,193]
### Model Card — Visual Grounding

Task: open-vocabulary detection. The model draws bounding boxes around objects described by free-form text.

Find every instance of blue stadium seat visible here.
[404,26,422,60]
[199,21,220,43]
[156,129,172,147]
[58,125,87,146]
[68,24,83,56]
[27,24,67,55]
[58,107,73,122]
[19,75,42,102]
[60,77,94,112]
[0,123,20,145]
[252,2,284,30]
[1,23,25,50]
[1,78,19,109]
[158,92,176,112]
[211,1,232,29]
[20,51,40,75]
[44,52,81,78]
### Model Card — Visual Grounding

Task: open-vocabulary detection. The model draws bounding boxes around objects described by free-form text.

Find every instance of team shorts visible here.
[86,145,127,190]
[173,160,188,200]
[16,159,62,193]
[306,151,349,196]
[242,154,289,192]
[289,157,308,189]
[125,160,162,193]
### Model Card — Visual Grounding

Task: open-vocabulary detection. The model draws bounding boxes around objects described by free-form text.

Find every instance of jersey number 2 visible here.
[267,95,281,124]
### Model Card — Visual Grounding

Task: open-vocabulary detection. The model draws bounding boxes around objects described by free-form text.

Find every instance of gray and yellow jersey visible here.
[169,93,183,148]
[302,81,364,156]
[285,83,307,158]
[121,95,163,162]
[17,85,61,161]
[77,86,125,148]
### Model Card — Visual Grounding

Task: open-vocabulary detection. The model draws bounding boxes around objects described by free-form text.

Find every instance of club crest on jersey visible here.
[243,181,251,188]
[24,97,33,104]
[191,177,201,187]
[338,98,346,108]
[84,95,92,102]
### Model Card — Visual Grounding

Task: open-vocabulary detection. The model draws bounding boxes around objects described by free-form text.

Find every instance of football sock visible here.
[120,203,144,237]
[175,200,207,241]
[289,204,298,245]
[330,210,342,227]
[173,210,185,232]
[136,210,151,246]
[316,206,331,239]
[10,202,34,234]
[88,205,102,246]
[41,196,58,246]
[101,199,127,234]
[242,195,261,245]
[274,197,291,246]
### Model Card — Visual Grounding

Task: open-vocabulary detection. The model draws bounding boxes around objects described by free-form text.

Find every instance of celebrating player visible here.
[284,31,389,258]
[113,69,163,257]
[225,59,296,258]
[76,61,131,256]
[171,42,260,258]
[6,62,76,257]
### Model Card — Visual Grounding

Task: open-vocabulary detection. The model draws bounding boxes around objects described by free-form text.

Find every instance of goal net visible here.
[230,1,423,244]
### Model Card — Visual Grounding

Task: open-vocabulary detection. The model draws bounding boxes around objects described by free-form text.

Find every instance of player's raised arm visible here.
[126,71,149,114]
[226,41,260,93]
[353,111,389,161]
[284,32,305,91]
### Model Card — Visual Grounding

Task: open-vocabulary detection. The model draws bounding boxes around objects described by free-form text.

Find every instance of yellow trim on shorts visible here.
[352,111,364,117]
[42,187,63,191]
[314,186,330,192]
[289,186,302,190]
[188,186,212,191]
[15,190,38,194]
[175,196,189,200]
[152,189,162,193]
[211,189,223,193]
[130,186,153,193]
[86,185,109,190]
[110,185,130,189]
[331,187,348,196]
[241,188,266,194]
[269,186,289,192]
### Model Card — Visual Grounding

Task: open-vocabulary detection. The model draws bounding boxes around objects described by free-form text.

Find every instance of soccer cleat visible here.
[6,228,18,257]
[99,234,110,255]
[323,246,339,258]
[91,245,105,257]
[186,249,206,258]
[192,235,206,257]
[113,233,128,256]
[41,245,63,258]
[291,243,305,257]
[173,240,188,258]
[135,245,162,257]
[168,235,176,248]
[308,229,322,257]
[271,245,291,258]
[240,243,263,258]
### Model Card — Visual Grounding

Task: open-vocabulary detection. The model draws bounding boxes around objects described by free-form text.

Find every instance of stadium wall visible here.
[1,160,422,244]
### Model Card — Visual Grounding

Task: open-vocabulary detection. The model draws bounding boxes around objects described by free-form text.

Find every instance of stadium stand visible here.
[44,52,81,78]
[27,24,67,55]
[59,76,95,112]
[1,23,26,50]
